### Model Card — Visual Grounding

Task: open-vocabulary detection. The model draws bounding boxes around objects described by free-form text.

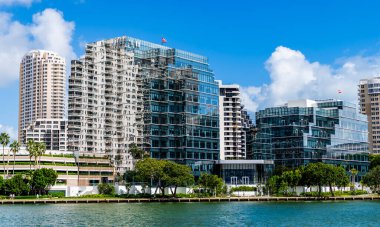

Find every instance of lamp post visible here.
[74,150,80,187]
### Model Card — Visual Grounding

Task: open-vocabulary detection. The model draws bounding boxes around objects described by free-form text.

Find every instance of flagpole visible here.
[161,36,167,45]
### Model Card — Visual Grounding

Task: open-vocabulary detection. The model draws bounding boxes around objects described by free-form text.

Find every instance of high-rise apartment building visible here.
[68,36,220,174]
[218,82,252,160]
[68,41,140,173]
[254,99,369,181]
[359,78,380,153]
[19,50,66,147]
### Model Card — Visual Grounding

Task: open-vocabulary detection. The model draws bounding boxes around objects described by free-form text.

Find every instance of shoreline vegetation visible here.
[0,194,379,204]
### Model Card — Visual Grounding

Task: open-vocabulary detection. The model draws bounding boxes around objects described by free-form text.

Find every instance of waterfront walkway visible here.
[1,196,379,204]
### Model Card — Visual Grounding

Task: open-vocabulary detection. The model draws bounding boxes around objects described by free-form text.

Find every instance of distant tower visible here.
[218,82,252,160]
[19,50,67,150]
[359,78,380,153]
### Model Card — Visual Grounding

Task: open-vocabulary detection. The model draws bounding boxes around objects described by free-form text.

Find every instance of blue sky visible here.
[2,0,380,138]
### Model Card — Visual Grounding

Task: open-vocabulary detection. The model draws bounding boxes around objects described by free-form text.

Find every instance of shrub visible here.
[79,194,112,198]
[348,190,367,195]
[230,186,257,193]
[175,193,199,198]
[116,193,152,198]
[48,191,65,198]
[97,183,115,195]
[300,192,331,197]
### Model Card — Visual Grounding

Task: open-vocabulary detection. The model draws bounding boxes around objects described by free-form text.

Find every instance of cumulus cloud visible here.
[0,8,75,86]
[240,46,380,113]
[31,9,76,60]
[0,0,40,6]
[0,124,17,140]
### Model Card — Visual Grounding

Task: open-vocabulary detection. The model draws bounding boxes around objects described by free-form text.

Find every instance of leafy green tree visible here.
[5,174,29,196]
[30,168,58,195]
[0,176,4,194]
[369,154,380,170]
[322,164,344,196]
[97,183,115,195]
[266,175,281,195]
[282,169,302,194]
[124,170,142,183]
[299,163,350,197]
[198,173,224,195]
[266,175,289,196]
[9,140,20,175]
[162,161,194,196]
[0,132,10,175]
[135,158,166,195]
[273,165,291,176]
[302,163,326,196]
[135,158,195,196]
[129,143,149,160]
[278,180,289,195]
[362,166,380,194]
[335,166,350,192]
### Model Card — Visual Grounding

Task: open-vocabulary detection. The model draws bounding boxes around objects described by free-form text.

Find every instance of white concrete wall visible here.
[66,186,98,197]
[293,186,352,195]
[115,185,193,195]
[232,191,257,197]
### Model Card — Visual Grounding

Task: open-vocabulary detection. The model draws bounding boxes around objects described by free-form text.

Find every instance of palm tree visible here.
[350,168,359,192]
[0,132,10,176]
[26,140,35,171]
[35,142,46,168]
[9,140,20,175]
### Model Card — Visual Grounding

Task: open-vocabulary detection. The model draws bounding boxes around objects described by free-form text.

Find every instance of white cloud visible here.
[0,124,17,141]
[31,9,76,60]
[241,46,380,113]
[0,0,40,6]
[0,8,75,86]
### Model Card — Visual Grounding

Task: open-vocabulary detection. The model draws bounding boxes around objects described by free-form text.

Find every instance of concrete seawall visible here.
[0,196,379,205]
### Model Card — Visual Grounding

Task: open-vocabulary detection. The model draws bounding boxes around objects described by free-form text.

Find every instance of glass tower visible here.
[254,99,369,180]
[124,36,220,174]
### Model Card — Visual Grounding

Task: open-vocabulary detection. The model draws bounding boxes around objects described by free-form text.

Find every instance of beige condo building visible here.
[19,50,66,147]
[359,77,380,153]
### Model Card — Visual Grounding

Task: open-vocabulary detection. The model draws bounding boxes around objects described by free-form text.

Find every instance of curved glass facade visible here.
[254,100,369,181]
[122,36,220,174]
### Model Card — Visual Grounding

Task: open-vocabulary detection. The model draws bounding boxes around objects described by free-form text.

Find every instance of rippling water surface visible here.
[1,201,379,226]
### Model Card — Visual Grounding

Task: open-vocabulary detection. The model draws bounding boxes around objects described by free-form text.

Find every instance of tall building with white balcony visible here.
[218,82,252,160]
[68,39,141,173]
[19,50,66,147]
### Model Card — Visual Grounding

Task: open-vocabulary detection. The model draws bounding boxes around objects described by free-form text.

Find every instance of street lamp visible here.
[74,150,80,187]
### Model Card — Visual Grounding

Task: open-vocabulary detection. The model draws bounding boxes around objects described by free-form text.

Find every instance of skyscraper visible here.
[359,78,380,153]
[254,99,369,181]
[19,50,66,149]
[68,36,220,174]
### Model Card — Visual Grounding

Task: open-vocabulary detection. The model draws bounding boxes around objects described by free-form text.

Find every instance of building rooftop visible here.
[88,35,209,65]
